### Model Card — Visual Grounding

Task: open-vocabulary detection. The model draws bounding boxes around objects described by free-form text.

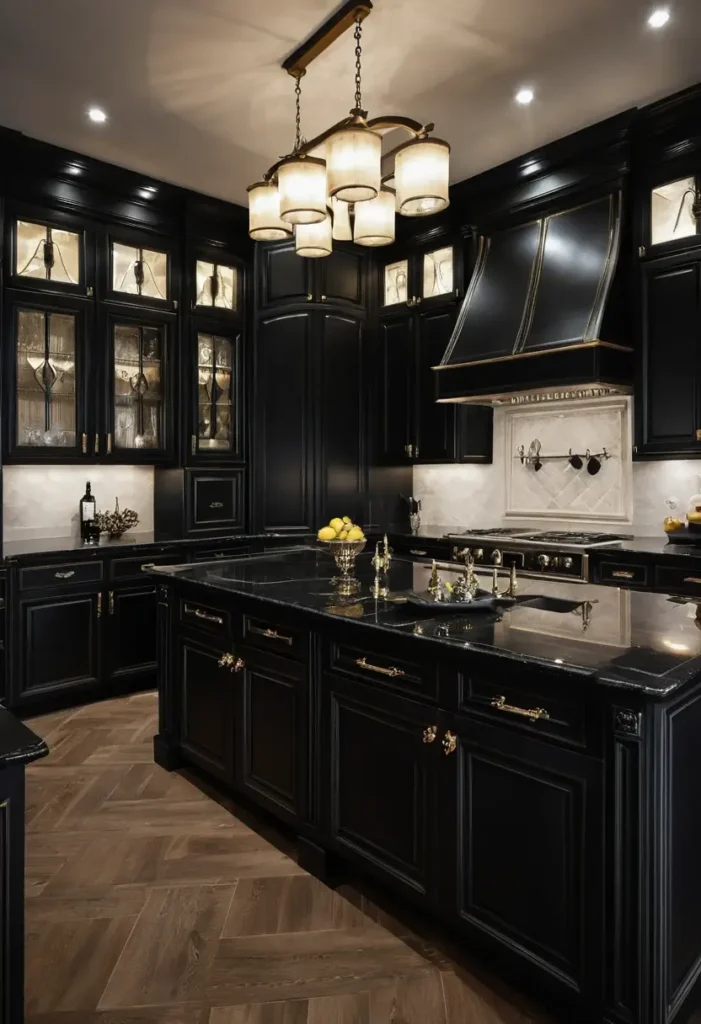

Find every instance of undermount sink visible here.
[514,595,585,614]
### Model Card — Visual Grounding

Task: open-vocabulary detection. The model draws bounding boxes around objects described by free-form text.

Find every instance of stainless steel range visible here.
[444,528,630,582]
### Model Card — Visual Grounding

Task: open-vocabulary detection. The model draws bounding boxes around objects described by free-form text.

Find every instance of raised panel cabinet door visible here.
[17,591,101,701]
[323,673,439,906]
[378,314,413,462]
[414,308,457,462]
[257,242,312,309]
[0,765,27,1024]
[254,313,314,532]
[237,646,308,825]
[318,248,365,309]
[319,313,365,524]
[177,633,236,783]
[439,713,602,1006]
[639,258,701,454]
[108,585,157,680]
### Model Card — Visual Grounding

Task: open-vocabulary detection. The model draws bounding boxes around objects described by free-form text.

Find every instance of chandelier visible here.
[247,0,450,256]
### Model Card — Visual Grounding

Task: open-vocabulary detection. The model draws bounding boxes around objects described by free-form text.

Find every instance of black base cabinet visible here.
[177,631,236,783]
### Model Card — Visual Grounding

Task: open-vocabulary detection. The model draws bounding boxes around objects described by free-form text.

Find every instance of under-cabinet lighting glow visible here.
[87,106,108,124]
[663,640,689,653]
[648,7,670,28]
[515,88,534,105]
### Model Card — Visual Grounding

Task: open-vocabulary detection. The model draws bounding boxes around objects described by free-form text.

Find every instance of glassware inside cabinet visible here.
[384,259,408,305]
[16,308,77,447]
[195,261,237,310]
[16,220,81,285]
[112,242,168,300]
[651,177,699,246]
[113,324,164,449]
[422,246,453,297]
[196,332,234,451]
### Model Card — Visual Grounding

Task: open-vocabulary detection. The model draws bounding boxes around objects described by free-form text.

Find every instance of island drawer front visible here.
[111,552,186,580]
[179,599,231,637]
[19,561,103,591]
[242,615,307,659]
[598,561,648,587]
[328,640,439,701]
[458,675,589,751]
[654,565,701,595]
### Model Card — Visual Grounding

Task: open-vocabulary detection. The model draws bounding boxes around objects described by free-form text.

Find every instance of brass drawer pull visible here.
[81,433,88,454]
[442,730,457,755]
[611,570,635,579]
[191,434,197,455]
[423,725,437,744]
[106,433,112,455]
[210,501,224,509]
[491,695,550,722]
[684,577,701,585]
[141,562,156,571]
[218,652,245,672]
[55,570,75,579]
[97,592,102,618]
[355,657,405,679]
[409,549,428,556]
[250,625,293,646]
[109,590,115,615]
[94,433,100,455]
[185,604,224,626]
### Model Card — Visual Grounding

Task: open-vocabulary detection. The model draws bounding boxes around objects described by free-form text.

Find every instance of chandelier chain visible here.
[294,73,302,152]
[354,17,362,110]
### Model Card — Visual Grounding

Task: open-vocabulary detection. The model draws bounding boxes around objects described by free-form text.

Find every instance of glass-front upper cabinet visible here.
[190,326,243,462]
[649,176,701,252]
[382,240,459,310]
[104,228,175,310]
[7,209,92,297]
[195,260,239,312]
[105,311,173,462]
[384,259,409,307]
[6,294,89,460]
[422,245,454,300]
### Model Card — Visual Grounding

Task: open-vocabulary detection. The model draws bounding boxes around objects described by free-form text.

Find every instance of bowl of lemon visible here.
[317,517,366,594]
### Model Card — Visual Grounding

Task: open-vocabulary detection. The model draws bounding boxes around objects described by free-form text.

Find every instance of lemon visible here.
[342,516,352,525]
[347,526,364,541]
[329,517,344,533]
[317,526,336,542]
[338,530,349,540]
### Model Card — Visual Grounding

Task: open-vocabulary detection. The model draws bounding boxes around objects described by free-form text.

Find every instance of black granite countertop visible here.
[153,547,701,697]
[0,708,48,767]
[2,532,313,561]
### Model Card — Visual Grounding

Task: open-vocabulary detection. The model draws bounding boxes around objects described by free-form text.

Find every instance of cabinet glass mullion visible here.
[15,307,78,449]
[194,331,239,455]
[113,322,165,450]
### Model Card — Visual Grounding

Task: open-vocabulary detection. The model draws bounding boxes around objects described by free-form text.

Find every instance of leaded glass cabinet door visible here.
[195,260,240,314]
[105,229,175,310]
[190,325,243,463]
[107,314,173,463]
[6,295,89,460]
[649,176,701,252]
[7,209,91,297]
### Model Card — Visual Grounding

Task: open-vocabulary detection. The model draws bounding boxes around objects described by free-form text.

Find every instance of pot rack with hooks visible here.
[515,439,612,473]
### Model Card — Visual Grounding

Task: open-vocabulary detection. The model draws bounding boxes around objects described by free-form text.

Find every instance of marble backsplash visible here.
[3,465,155,542]
[414,400,701,535]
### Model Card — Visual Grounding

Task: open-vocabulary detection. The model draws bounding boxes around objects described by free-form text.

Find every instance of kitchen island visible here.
[152,547,701,1024]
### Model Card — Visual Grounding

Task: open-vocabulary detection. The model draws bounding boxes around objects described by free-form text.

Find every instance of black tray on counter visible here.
[666,526,701,545]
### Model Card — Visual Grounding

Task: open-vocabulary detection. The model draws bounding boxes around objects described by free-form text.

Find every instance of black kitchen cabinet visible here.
[438,711,603,1007]
[238,645,309,826]
[177,631,238,783]
[187,320,244,464]
[257,241,366,312]
[381,239,461,312]
[254,310,365,532]
[101,224,177,313]
[322,673,439,906]
[107,584,158,681]
[188,244,244,320]
[377,308,492,464]
[4,203,94,299]
[636,253,701,457]
[14,589,102,703]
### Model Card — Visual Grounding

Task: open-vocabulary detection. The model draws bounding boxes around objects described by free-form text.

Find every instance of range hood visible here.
[435,192,633,405]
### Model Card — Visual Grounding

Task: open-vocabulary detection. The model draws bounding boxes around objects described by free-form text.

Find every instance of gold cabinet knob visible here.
[422,725,437,744]
[442,730,457,755]
[218,652,245,672]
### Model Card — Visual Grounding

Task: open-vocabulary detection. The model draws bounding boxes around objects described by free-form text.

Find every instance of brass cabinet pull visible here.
[191,434,197,455]
[109,590,115,615]
[209,501,224,509]
[141,562,156,571]
[249,625,293,646]
[355,657,405,679]
[94,433,100,455]
[442,730,457,755]
[97,592,102,618]
[409,549,428,556]
[55,570,75,579]
[307,293,313,301]
[106,433,112,454]
[423,725,437,744]
[490,694,550,722]
[218,652,245,672]
[185,604,224,626]
[81,433,88,454]
[611,570,635,579]
[321,294,327,301]
[684,577,701,585]
[696,429,701,442]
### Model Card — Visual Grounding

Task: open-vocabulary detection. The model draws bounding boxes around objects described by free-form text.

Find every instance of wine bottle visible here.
[79,482,96,541]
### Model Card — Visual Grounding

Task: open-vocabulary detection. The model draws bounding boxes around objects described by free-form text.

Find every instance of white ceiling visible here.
[0,0,700,206]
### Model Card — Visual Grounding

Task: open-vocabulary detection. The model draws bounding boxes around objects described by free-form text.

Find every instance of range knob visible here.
[473,548,484,562]
[562,556,573,569]
[456,547,471,563]
[537,553,551,568]
[491,549,502,566]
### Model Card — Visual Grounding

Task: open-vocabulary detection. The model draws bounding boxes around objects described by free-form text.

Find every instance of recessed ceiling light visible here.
[87,106,108,124]
[515,88,534,106]
[65,163,83,176]
[648,7,670,27]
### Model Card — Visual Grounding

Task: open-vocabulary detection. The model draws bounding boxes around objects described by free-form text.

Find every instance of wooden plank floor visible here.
[24,692,552,1024]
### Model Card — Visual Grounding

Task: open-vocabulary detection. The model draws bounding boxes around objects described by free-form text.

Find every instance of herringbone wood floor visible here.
[24,692,552,1024]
